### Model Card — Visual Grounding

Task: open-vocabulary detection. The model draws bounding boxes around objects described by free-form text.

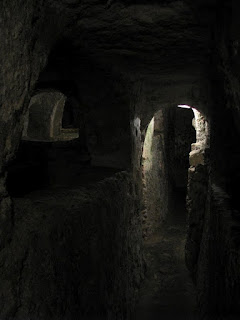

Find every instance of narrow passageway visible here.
[135,188,199,320]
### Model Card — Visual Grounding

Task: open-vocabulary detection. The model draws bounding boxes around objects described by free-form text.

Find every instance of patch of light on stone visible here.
[142,117,155,172]
[192,107,203,144]
[192,108,200,122]
[177,104,191,109]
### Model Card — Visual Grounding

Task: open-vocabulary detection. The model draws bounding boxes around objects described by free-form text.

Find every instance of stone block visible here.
[189,149,205,166]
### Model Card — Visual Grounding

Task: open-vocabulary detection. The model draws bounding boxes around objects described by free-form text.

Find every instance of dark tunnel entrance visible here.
[168,105,196,227]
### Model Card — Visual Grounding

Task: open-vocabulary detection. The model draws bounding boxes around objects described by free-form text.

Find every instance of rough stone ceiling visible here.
[48,0,212,79]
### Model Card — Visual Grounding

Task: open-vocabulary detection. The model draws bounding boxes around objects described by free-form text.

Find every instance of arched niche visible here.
[22,90,79,141]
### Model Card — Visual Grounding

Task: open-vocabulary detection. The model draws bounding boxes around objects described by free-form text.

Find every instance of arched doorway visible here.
[137,104,209,319]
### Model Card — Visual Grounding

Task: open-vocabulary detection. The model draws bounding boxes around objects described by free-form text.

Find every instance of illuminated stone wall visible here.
[141,110,169,238]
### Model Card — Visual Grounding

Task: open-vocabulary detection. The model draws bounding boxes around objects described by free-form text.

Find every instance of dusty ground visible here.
[135,190,199,320]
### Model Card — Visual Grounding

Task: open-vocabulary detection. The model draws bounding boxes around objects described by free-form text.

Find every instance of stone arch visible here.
[22,90,79,141]
[140,104,209,238]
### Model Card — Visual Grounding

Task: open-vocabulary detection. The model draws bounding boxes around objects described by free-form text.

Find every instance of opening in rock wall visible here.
[3,38,134,319]
[62,98,74,128]
[141,106,196,237]
[6,88,90,197]
[22,90,80,142]
[6,40,130,198]
[174,105,196,191]
[137,104,208,319]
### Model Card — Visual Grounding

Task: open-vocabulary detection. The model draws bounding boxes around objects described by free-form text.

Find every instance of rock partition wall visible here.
[184,99,240,317]
[141,110,169,238]
[1,0,67,251]
[196,185,240,318]
[185,164,209,282]
[185,1,240,316]
[0,172,144,320]
[185,109,211,313]
[1,4,142,319]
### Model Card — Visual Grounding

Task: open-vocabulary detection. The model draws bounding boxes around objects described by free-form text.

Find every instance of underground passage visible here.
[2,1,240,319]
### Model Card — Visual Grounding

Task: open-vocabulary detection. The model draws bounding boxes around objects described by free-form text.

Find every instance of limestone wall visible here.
[1,0,66,250]
[141,110,169,237]
[185,1,240,316]
[0,172,144,319]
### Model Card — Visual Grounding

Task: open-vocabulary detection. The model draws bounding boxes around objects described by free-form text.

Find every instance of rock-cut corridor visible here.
[2,0,240,319]
[135,190,199,320]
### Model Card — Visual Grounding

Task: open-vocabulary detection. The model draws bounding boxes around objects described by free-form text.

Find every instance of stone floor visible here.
[135,189,199,320]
